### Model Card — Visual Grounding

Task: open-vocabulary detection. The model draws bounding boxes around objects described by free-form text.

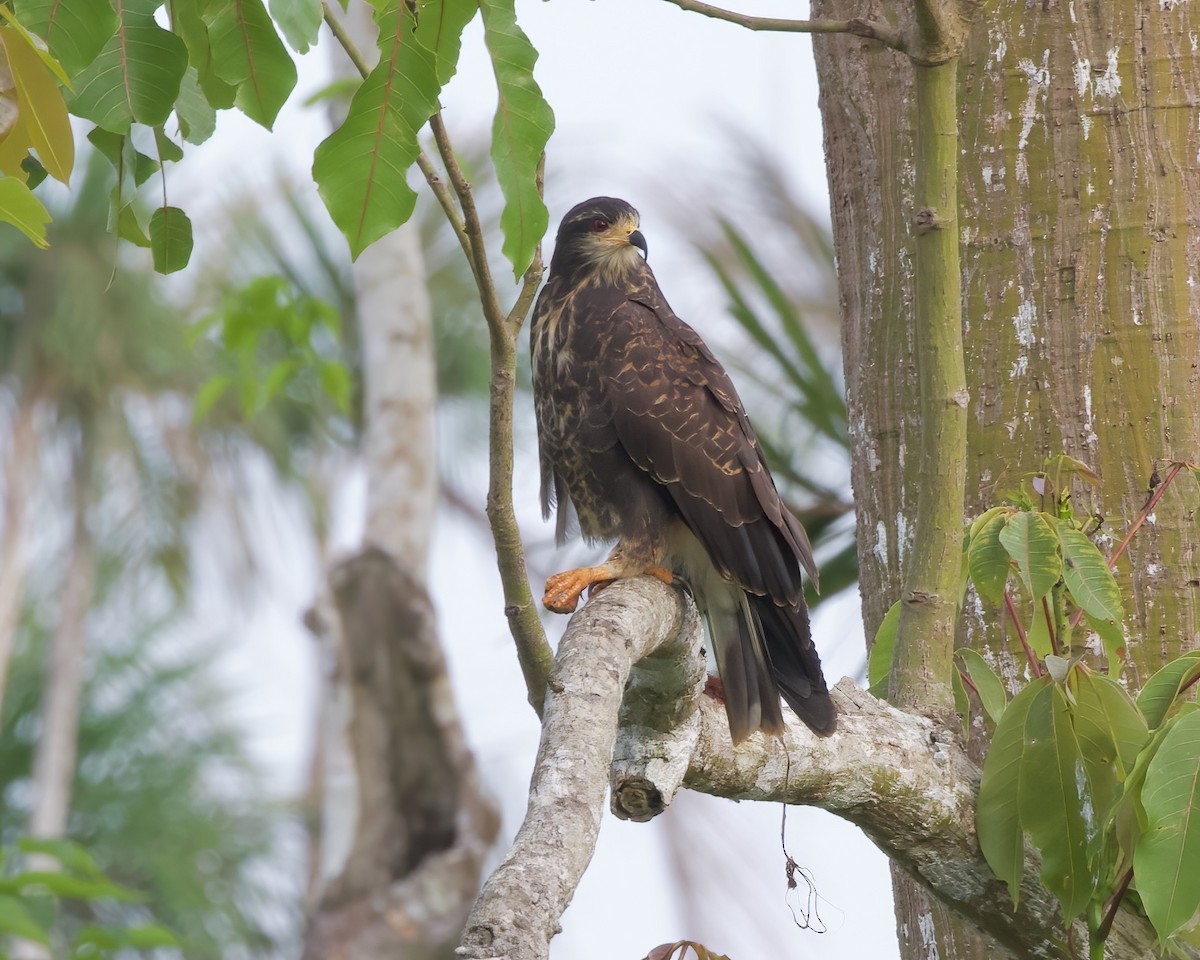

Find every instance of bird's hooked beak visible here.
[629,229,648,261]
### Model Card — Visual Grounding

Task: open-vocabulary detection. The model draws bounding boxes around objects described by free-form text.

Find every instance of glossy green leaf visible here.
[478,0,552,277]
[203,0,297,128]
[951,663,970,739]
[999,511,1061,603]
[1018,683,1096,920]
[0,175,51,246]
[269,0,322,54]
[149,206,193,274]
[968,508,1011,603]
[171,0,238,110]
[1133,709,1200,940]
[1071,670,1149,840]
[977,677,1047,904]
[957,648,1007,724]
[10,0,115,79]
[1058,525,1122,623]
[313,0,476,258]
[1137,652,1200,731]
[867,599,900,699]
[0,894,48,944]
[174,67,218,145]
[0,26,74,183]
[68,0,188,133]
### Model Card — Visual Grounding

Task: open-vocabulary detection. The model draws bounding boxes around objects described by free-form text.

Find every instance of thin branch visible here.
[659,0,905,50]
[321,1,372,78]
[415,151,473,264]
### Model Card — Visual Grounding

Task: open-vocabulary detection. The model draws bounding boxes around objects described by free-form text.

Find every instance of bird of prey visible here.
[530,196,836,741]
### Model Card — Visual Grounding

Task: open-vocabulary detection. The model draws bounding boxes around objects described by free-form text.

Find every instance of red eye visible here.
[592,218,607,232]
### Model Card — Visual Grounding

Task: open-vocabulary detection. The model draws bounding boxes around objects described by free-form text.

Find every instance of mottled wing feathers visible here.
[601,294,812,602]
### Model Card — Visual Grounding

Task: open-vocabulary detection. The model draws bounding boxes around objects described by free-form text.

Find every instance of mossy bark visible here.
[814,1,1200,957]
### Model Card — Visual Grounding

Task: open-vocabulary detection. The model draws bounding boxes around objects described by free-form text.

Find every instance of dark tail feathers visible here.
[748,593,837,736]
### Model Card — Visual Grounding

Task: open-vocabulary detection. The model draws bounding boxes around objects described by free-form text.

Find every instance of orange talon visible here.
[543,566,614,614]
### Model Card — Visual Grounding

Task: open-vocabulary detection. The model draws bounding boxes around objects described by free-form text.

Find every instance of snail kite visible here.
[530,197,836,741]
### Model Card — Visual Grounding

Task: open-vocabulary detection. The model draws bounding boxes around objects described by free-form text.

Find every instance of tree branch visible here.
[320,0,554,710]
[465,578,1175,960]
[658,0,905,51]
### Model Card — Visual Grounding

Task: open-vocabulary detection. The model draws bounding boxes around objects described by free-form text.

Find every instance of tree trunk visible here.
[0,393,37,720]
[301,5,497,955]
[812,1,1200,957]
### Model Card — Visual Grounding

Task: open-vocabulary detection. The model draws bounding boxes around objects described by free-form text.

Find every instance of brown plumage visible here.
[531,197,835,741]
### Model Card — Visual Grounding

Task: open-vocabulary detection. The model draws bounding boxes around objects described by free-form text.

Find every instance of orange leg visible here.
[543,564,675,614]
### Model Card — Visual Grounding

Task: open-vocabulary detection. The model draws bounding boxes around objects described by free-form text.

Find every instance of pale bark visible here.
[463,579,1183,960]
[0,395,36,718]
[302,6,495,956]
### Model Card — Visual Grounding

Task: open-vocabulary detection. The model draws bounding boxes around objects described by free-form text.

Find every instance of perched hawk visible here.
[530,197,836,741]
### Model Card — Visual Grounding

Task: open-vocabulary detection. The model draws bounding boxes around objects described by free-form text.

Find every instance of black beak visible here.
[629,229,648,260]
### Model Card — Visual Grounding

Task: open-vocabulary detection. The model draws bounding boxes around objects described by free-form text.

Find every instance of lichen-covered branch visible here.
[467,577,1173,960]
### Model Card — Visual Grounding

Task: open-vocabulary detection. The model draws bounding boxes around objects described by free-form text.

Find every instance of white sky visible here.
[175,2,902,957]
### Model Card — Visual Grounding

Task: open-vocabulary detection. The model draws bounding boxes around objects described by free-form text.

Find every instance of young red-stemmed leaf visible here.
[1138,652,1200,731]
[1018,682,1096,921]
[1133,709,1200,940]
[478,0,553,277]
[149,206,193,274]
[313,0,476,258]
[956,648,1007,723]
[999,511,1062,603]
[977,677,1047,904]
[968,507,1012,603]
[269,0,322,54]
[0,176,51,246]
[68,0,187,133]
[10,0,116,79]
[203,0,297,128]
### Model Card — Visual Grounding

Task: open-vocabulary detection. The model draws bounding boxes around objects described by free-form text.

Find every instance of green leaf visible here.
[114,198,150,246]
[1058,525,1122,624]
[1018,683,1096,920]
[951,663,970,739]
[0,176,51,246]
[193,374,232,422]
[977,677,1047,904]
[1138,652,1200,731]
[153,126,184,163]
[10,0,116,79]
[18,838,104,879]
[0,26,74,183]
[313,0,476,258]
[1133,709,1200,940]
[868,599,900,699]
[968,508,1012,604]
[317,359,350,412]
[15,870,140,901]
[269,0,322,54]
[149,206,193,274]
[171,0,238,109]
[68,0,188,133]
[203,0,297,129]
[957,648,1007,724]
[174,67,218,145]
[0,894,49,944]
[124,923,180,948]
[478,0,552,277]
[999,511,1062,603]
[1084,612,1125,678]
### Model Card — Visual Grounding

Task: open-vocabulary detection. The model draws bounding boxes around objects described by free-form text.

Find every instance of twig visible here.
[658,0,905,50]
[1042,595,1058,655]
[1004,589,1042,677]
[321,0,554,709]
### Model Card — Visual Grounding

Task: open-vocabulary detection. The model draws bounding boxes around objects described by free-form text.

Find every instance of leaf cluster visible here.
[0,836,179,957]
[2,0,553,279]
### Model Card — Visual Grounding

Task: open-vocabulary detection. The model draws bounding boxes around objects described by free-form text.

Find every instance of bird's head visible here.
[548,197,649,284]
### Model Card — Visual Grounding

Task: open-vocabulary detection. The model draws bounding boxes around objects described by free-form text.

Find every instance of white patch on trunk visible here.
[917,911,941,960]
[874,521,889,566]
[1016,52,1051,184]
[1013,297,1037,347]
[1094,48,1122,98]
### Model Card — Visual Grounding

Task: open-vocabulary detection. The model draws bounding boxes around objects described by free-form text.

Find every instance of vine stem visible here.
[320,0,554,711]
[658,0,905,50]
